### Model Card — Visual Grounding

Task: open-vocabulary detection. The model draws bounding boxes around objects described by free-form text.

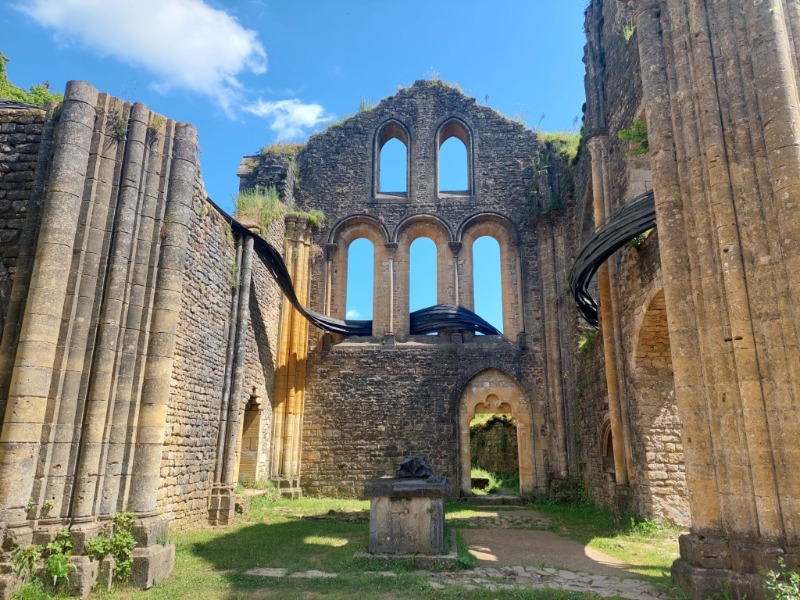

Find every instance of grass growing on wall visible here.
[538,131,581,164]
[233,186,285,232]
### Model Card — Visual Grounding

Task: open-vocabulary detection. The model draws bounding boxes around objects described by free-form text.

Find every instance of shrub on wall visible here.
[0,52,62,107]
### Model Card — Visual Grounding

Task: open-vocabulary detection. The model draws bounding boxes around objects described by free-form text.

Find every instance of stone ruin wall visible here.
[0,88,285,537]
[0,106,47,335]
[240,81,582,497]
[302,342,545,497]
[158,182,284,526]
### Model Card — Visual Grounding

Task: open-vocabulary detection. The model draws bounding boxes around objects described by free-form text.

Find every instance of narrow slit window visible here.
[346,238,374,321]
[409,237,437,312]
[472,236,503,334]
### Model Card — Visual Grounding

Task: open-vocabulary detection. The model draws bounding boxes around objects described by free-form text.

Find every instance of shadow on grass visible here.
[171,511,612,600]
[172,516,446,599]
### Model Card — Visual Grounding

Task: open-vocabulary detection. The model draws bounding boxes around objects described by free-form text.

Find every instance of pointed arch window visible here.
[437,119,472,195]
[375,121,410,197]
[346,238,374,321]
[472,235,503,334]
[409,237,437,312]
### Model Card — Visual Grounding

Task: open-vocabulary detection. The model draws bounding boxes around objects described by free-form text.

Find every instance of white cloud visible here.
[346,309,360,319]
[244,98,332,140]
[15,0,267,113]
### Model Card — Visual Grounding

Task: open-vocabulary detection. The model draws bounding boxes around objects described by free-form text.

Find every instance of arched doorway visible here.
[458,369,543,496]
[631,289,689,526]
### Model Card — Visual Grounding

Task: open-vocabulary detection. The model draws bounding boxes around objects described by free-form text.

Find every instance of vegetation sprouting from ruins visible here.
[537,131,582,164]
[234,186,285,231]
[233,186,326,235]
[84,512,138,584]
[358,97,375,112]
[622,19,636,42]
[626,227,653,251]
[763,558,800,600]
[10,528,73,595]
[0,52,62,107]
[618,118,649,156]
[577,329,596,355]
[259,141,304,159]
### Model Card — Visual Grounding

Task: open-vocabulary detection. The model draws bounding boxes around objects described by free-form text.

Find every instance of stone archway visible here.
[458,369,542,496]
[631,289,689,526]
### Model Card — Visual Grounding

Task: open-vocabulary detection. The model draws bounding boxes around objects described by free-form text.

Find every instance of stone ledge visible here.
[365,477,448,499]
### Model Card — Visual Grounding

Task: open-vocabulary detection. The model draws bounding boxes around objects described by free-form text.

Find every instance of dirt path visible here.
[454,508,635,577]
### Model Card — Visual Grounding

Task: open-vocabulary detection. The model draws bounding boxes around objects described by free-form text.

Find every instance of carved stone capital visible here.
[448,242,463,256]
[585,134,609,159]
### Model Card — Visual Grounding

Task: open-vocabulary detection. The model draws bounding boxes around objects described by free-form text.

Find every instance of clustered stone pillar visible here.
[0,81,196,594]
[0,82,98,532]
[633,1,800,597]
[585,136,629,486]
[208,235,255,525]
[270,215,312,495]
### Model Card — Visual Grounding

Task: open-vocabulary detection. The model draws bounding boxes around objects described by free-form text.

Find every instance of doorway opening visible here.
[469,411,519,495]
[458,369,541,497]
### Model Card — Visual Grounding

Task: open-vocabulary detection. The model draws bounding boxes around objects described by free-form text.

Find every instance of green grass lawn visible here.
[13,496,677,599]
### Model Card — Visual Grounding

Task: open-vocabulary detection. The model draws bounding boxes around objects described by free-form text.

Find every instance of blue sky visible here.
[2,0,588,332]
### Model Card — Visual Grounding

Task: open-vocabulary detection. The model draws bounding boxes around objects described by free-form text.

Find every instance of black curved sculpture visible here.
[569,190,657,328]
[206,197,502,337]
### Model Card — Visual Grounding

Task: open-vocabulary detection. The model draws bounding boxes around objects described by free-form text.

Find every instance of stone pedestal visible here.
[208,485,236,526]
[364,478,446,556]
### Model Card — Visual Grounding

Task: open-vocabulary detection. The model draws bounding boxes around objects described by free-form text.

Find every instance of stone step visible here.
[465,495,524,506]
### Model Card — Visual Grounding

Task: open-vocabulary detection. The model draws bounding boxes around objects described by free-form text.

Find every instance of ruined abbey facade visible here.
[0,0,799,598]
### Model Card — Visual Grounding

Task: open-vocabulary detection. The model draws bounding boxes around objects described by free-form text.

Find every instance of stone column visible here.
[271,216,311,494]
[0,81,98,526]
[632,1,800,596]
[539,222,567,477]
[635,0,720,534]
[216,235,255,519]
[449,242,462,306]
[127,122,198,515]
[585,135,628,485]
[323,243,337,316]
[270,218,297,478]
[71,101,151,520]
[208,240,243,525]
[283,219,311,481]
[384,242,397,336]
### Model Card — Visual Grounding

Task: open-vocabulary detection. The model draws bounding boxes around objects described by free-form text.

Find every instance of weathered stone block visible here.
[365,477,446,556]
[129,543,175,590]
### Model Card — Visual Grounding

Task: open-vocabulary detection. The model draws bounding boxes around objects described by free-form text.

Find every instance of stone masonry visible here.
[2,2,800,598]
